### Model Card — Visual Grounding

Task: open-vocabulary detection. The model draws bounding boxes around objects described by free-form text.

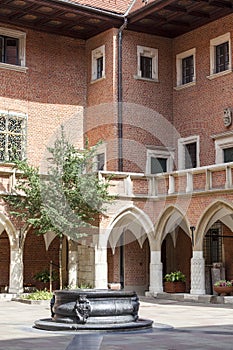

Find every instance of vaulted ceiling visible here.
[0,0,232,39]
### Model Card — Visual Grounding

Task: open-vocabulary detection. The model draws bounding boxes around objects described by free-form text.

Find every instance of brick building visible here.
[0,0,233,296]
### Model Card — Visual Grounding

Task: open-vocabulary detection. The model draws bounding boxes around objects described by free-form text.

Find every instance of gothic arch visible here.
[155,205,191,250]
[0,212,17,248]
[100,205,154,251]
[195,200,233,250]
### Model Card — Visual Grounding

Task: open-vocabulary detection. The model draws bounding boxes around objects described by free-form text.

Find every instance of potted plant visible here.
[213,280,233,296]
[164,271,186,293]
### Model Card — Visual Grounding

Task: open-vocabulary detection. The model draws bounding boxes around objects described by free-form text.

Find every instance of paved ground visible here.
[0,297,233,349]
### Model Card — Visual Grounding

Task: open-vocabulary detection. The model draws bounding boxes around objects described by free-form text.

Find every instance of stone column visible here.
[94,245,108,289]
[190,250,206,295]
[68,241,78,288]
[9,248,24,293]
[149,251,163,294]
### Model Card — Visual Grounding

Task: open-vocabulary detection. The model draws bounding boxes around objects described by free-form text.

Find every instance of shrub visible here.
[21,289,53,300]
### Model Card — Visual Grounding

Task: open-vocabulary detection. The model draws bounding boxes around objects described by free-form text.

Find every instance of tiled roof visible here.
[60,0,144,14]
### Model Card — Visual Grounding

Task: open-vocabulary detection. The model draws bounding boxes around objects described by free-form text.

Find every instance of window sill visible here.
[207,69,232,80]
[134,75,159,83]
[0,63,28,73]
[90,76,106,84]
[174,81,196,91]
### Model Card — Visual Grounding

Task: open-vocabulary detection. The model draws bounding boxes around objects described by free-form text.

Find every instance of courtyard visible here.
[0,297,233,349]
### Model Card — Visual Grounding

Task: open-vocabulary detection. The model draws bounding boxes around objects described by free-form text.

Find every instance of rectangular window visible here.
[97,153,105,171]
[215,41,229,73]
[182,55,194,84]
[223,147,233,163]
[97,56,103,79]
[91,45,105,81]
[140,56,152,79]
[151,157,167,174]
[185,142,197,169]
[0,112,26,162]
[136,46,158,81]
[0,35,19,66]
[175,48,196,88]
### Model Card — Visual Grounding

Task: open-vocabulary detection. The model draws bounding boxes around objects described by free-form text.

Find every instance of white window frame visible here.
[0,27,27,73]
[91,45,105,82]
[178,135,200,170]
[207,32,232,80]
[135,45,158,82]
[214,133,233,164]
[93,143,106,171]
[0,109,27,162]
[146,147,174,174]
[175,48,196,89]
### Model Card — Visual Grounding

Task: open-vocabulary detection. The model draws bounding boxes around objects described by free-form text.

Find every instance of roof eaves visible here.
[50,0,125,18]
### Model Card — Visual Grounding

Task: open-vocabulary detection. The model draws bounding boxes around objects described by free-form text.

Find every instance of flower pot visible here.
[164,281,186,293]
[213,285,233,296]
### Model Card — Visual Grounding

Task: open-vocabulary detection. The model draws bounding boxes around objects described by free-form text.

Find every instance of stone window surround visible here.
[175,47,196,90]
[134,45,158,82]
[94,142,106,171]
[0,27,27,73]
[178,135,200,170]
[207,32,232,80]
[146,146,174,174]
[91,45,105,82]
[212,131,233,164]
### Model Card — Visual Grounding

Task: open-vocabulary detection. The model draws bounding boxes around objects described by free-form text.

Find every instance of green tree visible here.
[5,129,113,289]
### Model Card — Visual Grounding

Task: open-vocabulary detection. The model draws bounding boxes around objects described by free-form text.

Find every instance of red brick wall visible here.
[23,230,60,289]
[124,233,149,287]
[0,23,86,167]
[107,232,150,289]
[173,14,233,167]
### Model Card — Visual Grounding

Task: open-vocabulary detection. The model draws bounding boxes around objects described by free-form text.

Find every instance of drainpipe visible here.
[118,17,127,172]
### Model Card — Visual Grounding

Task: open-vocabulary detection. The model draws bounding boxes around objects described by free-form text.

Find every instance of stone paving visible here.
[0,297,233,349]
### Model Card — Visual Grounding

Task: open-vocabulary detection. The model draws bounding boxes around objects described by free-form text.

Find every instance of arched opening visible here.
[0,230,10,292]
[161,228,192,292]
[200,204,233,294]
[107,230,150,295]
[106,207,152,295]
[157,207,192,292]
[23,230,68,290]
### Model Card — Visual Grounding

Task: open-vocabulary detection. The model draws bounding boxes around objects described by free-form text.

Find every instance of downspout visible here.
[117,17,127,172]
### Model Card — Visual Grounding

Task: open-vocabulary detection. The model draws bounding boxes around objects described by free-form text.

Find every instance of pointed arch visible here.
[195,200,233,250]
[100,204,154,251]
[155,205,191,250]
[0,212,17,248]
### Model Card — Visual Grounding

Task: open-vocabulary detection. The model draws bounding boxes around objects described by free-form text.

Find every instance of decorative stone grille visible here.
[0,111,26,162]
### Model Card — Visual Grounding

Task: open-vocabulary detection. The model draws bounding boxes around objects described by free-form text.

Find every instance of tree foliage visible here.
[5,130,114,241]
